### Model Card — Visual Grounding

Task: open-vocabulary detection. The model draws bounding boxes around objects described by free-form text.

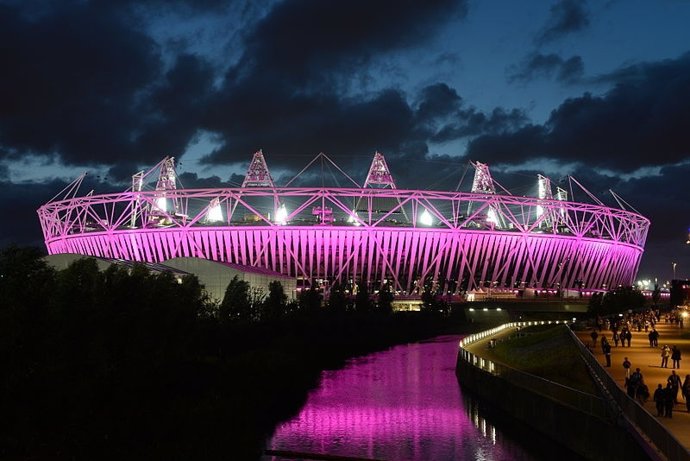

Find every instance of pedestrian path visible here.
[575,320,690,450]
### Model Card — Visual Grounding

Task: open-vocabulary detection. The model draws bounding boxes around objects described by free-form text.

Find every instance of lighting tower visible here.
[537,174,553,228]
[242,150,274,188]
[130,170,144,228]
[361,151,409,222]
[364,151,396,189]
[470,161,496,194]
[555,186,568,224]
[150,156,180,223]
[469,161,503,228]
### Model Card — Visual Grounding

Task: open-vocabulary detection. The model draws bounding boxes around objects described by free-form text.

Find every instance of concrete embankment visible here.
[456,323,660,461]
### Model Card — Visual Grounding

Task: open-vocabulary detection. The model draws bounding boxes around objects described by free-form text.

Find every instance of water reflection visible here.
[264,335,573,460]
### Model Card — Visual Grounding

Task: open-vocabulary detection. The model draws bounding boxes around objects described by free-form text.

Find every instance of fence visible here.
[458,321,608,418]
[568,327,690,461]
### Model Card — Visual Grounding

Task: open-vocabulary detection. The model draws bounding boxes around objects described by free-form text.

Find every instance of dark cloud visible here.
[416,83,463,122]
[0,1,225,169]
[466,124,547,162]
[238,0,468,86]
[469,52,690,172]
[0,0,472,175]
[0,174,122,248]
[432,108,529,143]
[202,76,527,177]
[600,162,690,276]
[177,172,241,189]
[508,53,584,84]
[535,0,590,45]
[0,3,161,165]
[200,1,472,169]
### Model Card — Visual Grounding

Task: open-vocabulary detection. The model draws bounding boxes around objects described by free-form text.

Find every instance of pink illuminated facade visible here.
[37,152,649,295]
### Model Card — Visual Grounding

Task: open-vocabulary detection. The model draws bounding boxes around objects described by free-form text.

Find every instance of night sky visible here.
[2,0,690,283]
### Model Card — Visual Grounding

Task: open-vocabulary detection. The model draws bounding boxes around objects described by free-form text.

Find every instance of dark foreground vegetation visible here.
[0,247,467,460]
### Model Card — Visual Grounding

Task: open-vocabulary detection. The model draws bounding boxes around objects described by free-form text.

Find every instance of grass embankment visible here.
[491,325,599,394]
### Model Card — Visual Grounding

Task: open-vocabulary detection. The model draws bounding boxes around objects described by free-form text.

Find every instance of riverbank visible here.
[231,310,475,459]
[457,323,654,461]
[2,307,475,460]
[3,248,489,460]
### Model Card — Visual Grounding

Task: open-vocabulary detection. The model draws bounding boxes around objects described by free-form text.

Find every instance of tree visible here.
[376,283,394,314]
[298,287,322,313]
[0,245,55,312]
[262,280,287,320]
[327,281,348,313]
[589,286,646,315]
[220,276,252,322]
[420,280,435,312]
[588,292,604,315]
[354,281,372,313]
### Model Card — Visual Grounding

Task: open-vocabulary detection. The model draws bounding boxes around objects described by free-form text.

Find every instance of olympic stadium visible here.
[37,151,649,298]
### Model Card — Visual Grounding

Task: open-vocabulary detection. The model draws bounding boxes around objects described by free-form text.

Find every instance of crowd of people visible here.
[589,307,690,419]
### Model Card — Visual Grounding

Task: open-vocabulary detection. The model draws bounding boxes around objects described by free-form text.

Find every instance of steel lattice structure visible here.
[38,152,649,295]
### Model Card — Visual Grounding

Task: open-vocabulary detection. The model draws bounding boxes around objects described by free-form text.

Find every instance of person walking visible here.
[661,345,671,368]
[664,383,675,418]
[625,329,632,347]
[672,345,682,369]
[603,340,611,367]
[654,384,665,416]
[628,368,643,398]
[651,328,659,347]
[590,329,599,349]
[613,330,620,347]
[623,357,632,379]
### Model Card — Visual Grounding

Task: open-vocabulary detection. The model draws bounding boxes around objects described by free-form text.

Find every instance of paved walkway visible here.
[575,320,690,450]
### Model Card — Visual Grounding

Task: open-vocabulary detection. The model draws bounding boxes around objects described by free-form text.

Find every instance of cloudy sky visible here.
[2,0,690,282]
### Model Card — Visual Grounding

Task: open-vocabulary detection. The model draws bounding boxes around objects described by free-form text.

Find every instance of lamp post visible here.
[673,262,677,280]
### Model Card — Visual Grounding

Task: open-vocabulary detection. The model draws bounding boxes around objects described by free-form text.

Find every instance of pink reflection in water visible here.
[265,336,536,461]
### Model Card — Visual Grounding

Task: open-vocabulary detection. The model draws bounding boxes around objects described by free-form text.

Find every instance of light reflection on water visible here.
[263,335,567,461]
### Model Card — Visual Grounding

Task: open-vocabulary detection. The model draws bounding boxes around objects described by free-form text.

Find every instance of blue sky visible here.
[2,0,690,281]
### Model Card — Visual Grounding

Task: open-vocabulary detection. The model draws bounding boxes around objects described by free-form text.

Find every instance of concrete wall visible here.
[162,257,296,304]
[456,355,653,461]
[44,254,298,305]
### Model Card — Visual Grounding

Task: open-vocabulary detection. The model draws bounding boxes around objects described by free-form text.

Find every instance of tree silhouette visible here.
[588,286,646,315]
[327,281,348,313]
[354,281,372,313]
[421,281,435,312]
[376,282,394,314]
[298,287,322,312]
[263,280,287,320]
[220,275,252,322]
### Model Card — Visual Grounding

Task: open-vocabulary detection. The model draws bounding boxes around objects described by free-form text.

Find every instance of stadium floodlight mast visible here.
[364,151,397,189]
[242,150,274,188]
[37,150,650,296]
[536,174,553,228]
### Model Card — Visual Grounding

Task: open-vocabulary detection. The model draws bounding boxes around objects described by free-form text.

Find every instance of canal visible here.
[263,335,583,460]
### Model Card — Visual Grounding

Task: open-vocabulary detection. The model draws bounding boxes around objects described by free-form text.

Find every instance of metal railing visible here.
[569,328,690,461]
[458,321,608,417]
